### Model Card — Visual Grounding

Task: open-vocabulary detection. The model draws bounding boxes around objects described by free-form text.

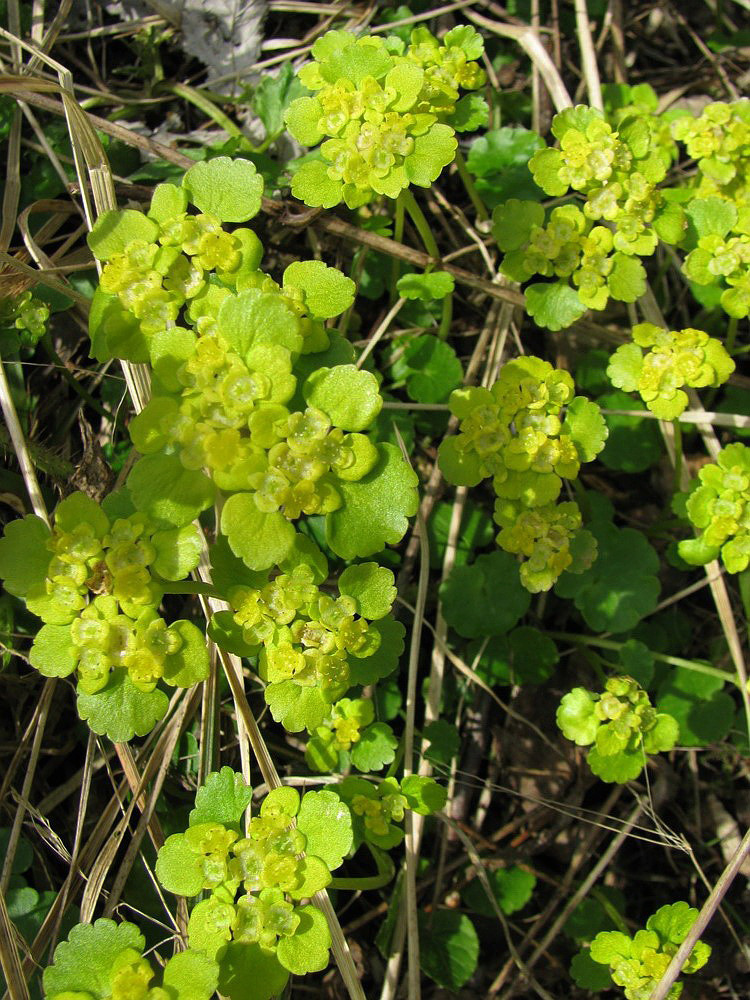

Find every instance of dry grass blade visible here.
[0,891,30,1000]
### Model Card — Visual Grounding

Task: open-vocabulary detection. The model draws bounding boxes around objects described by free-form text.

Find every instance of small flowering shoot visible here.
[285,26,486,208]
[338,774,448,850]
[155,770,353,998]
[43,918,219,1000]
[438,357,607,591]
[0,490,207,740]
[586,902,710,999]
[607,322,734,419]
[679,442,750,572]
[556,676,679,783]
[0,290,50,345]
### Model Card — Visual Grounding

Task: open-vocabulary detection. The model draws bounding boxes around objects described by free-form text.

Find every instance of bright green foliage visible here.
[438,358,606,590]
[43,918,219,1000]
[156,774,353,989]
[440,550,531,637]
[418,910,479,991]
[388,332,463,403]
[0,290,50,344]
[682,196,750,318]
[339,775,446,850]
[589,902,710,999]
[0,491,207,740]
[671,100,750,208]
[285,26,487,207]
[607,322,734,419]
[656,666,735,747]
[462,865,536,919]
[305,697,398,772]
[557,676,679,783]
[679,442,750,571]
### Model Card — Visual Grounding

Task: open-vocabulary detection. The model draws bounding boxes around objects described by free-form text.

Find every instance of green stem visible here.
[158,579,222,598]
[40,334,118,424]
[726,315,739,355]
[400,189,454,339]
[329,842,395,891]
[166,83,245,140]
[453,150,489,222]
[672,419,683,494]
[546,631,739,688]
[390,191,406,302]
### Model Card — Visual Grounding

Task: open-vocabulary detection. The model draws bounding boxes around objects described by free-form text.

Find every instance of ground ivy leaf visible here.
[276,905,331,975]
[467,128,544,208]
[218,941,289,1000]
[325,443,418,560]
[395,334,462,404]
[351,722,398,771]
[440,550,531,638]
[87,209,158,261]
[0,514,50,598]
[162,949,219,1000]
[297,789,353,871]
[423,719,460,767]
[598,389,662,473]
[419,910,479,990]
[29,624,76,677]
[283,260,355,319]
[463,865,536,919]
[525,282,586,331]
[608,253,646,302]
[492,198,546,251]
[189,767,252,828]
[147,182,188,224]
[43,919,145,997]
[218,289,302,356]
[128,454,215,529]
[446,92,489,132]
[348,615,406,686]
[221,494,297,571]
[396,272,455,301]
[338,563,396,620]
[570,949,614,991]
[76,668,169,742]
[303,364,382,431]
[182,157,263,223]
[405,124,457,187]
[162,621,210,688]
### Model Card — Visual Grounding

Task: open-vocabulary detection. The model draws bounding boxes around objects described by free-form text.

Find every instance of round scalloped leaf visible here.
[686,196,737,239]
[217,941,289,1000]
[220,494,297,571]
[587,745,645,783]
[347,615,406,686]
[419,910,479,990]
[437,435,485,487]
[405,124,458,187]
[608,253,646,303]
[396,272,455,301]
[87,210,159,261]
[303,364,382,431]
[0,515,51,598]
[155,833,206,897]
[563,397,608,462]
[401,775,447,815]
[151,524,202,581]
[276,905,331,976]
[208,610,258,656]
[55,492,110,537]
[325,443,418,560]
[29,624,77,677]
[288,855,331,900]
[43,918,145,998]
[127,454,215,529]
[350,722,398,771]
[149,327,197,393]
[656,667,735,746]
[76,668,169,742]
[525,282,586,331]
[88,289,149,363]
[397,334,463,404]
[218,289,302,356]
[462,865,536,919]
[338,563,396,620]
[182,157,263,223]
[297,790,353,871]
[162,949,219,1000]
[570,948,614,991]
[492,198,546,251]
[189,767,253,829]
[290,159,344,209]
[440,550,531,638]
[557,688,599,745]
[283,260,355,319]
[265,680,328,732]
[598,390,662,474]
[147,182,188,224]
[162,620,210,688]
[447,93,489,132]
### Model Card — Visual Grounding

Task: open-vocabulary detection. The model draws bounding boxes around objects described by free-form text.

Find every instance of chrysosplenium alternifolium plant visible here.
[679,442,750,572]
[607,321,734,419]
[437,357,608,592]
[556,676,679,782]
[284,26,487,208]
[588,902,710,999]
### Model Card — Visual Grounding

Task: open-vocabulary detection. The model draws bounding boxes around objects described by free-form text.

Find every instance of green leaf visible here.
[463,865,536,919]
[557,688,599,745]
[338,563,396,620]
[587,745,645,782]
[303,364,382,431]
[189,767,252,829]
[598,389,662,473]
[404,124,457,187]
[217,941,289,1000]
[347,615,406,686]
[325,443,419,560]
[396,272,455,301]
[162,620,210,688]
[88,289,149,363]
[440,550,531,638]
[446,93,489,132]
[42,919,145,997]
[608,252,647,302]
[283,260,356,319]
[570,948,614,990]
[290,855,332,900]
[221,494,296,571]
[525,282,586,331]
[29,624,76,677]
[76,668,169,742]
[422,719,460,767]
[218,289,302,356]
[0,515,50,598]
[151,525,202,581]
[589,929,633,965]
[290,159,343,209]
[276,905,331,975]
[128,454,215,529]
[155,833,206,897]
[427,499,494,569]
[162,950,219,1000]
[401,775,447,814]
[87,210,158,261]
[419,910,479,990]
[182,157,263,223]
[149,327,196,392]
[686,196,737,239]
[351,722,398,771]
[265,680,328,732]
[619,639,655,687]
[656,667,735,746]
[147,182,188,224]
[563,396,608,461]
[492,198,545,251]
[297,790,353,871]
[396,334,463,404]
[209,534,268,596]
[466,128,544,208]
[253,61,306,138]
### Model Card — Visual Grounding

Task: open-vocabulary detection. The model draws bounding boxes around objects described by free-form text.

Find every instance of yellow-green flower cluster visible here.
[680,442,750,572]
[672,99,750,204]
[285,26,486,208]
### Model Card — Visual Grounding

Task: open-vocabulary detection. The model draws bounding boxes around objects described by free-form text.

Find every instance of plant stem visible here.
[167,82,245,139]
[400,188,454,340]
[390,192,405,302]
[726,315,739,355]
[330,843,395,891]
[672,418,683,495]
[453,149,488,222]
[40,334,118,424]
